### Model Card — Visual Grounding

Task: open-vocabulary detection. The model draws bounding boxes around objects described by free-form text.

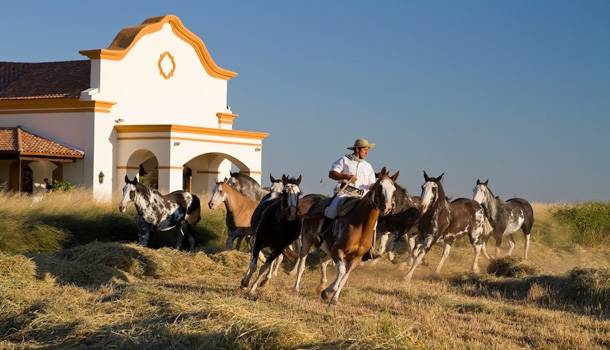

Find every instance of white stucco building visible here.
[0,15,267,201]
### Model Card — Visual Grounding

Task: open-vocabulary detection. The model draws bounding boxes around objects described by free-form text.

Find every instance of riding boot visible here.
[315,217,334,246]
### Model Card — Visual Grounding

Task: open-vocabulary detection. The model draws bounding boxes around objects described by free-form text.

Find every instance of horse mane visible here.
[481,185,499,222]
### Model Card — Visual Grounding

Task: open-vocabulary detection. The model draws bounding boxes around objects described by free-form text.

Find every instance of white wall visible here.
[93,23,229,128]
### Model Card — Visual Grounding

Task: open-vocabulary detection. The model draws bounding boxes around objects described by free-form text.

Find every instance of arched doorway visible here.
[183,152,251,196]
[126,149,159,189]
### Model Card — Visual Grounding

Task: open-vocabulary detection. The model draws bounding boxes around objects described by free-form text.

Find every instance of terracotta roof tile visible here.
[0,61,90,100]
[0,127,84,159]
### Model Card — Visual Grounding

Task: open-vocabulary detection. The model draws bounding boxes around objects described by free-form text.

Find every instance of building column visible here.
[158,166,183,194]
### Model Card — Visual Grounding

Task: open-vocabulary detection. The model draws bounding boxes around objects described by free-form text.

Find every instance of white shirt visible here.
[329,154,376,191]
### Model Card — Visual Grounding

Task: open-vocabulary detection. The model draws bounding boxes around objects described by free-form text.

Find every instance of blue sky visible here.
[2,1,609,201]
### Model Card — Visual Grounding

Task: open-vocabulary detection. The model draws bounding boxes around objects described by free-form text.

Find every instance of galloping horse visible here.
[404,172,490,284]
[376,184,421,264]
[241,175,303,296]
[473,179,534,259]
[208,179,258,249]
[320,167,399,304]
[119,175,201,251]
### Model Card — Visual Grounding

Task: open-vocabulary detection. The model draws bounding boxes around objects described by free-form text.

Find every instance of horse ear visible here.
[380,167,388,177]
[132,176,138,184]
[390,171,400,181]
[270,174,276,182]
[125,175,130,183]
[230,171,238,177]
[223,177,228,183]
[423,171,430,182]
[484,179,489,186]
[438,173,444,182]
[282,174,288,183]
[476,179,481,185]
[375,172,380,179]
[296,175,302,185]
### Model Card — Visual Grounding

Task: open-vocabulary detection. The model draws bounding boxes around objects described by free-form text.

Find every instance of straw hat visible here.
[347,138,376,150]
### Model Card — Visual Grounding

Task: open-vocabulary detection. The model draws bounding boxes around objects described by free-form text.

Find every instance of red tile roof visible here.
[0,127,84,159]
[0,61,90,100]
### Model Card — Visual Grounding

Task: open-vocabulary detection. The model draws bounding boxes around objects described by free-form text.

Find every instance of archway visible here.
[126,149,159,189]
[183,152,251,196]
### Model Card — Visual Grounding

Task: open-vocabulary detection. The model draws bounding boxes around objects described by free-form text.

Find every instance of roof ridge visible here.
[15,126,23,153]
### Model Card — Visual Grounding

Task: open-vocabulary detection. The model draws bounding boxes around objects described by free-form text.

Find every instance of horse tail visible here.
[187,194,201,225]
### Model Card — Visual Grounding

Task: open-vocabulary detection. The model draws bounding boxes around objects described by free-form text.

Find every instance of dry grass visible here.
[0,199,609,349]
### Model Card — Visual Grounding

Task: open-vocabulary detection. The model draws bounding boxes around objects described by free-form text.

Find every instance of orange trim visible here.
[115,124,268,140]
[79,15,237,80]
[158,166,184,170]
[117,136,262,147]
[158,51,176,79]
[216,112,238,125]
[249,171,262,175]
[116,166,140,169]
[0,99,115,114]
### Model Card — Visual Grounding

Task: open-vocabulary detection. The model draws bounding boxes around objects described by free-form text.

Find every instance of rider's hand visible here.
[347,175,357,184]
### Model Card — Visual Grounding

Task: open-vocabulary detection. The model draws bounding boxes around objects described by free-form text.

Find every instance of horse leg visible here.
[272,254,283,277]
[407,234,417,267]
[507,233,516,256]
[185,223,196,252]
[241,241,262,289]
[404,236,433,284]
[288,237,302,276]
[226,230,235,250]
[249,248,282,295]
[495,233,503,258]
[434,242,452,275]
[330,258,360,305]
[321,255,346,301]
[472,242,484,274]
[523,232,531,260]
[294,235,313,293]
[378,231,391,256]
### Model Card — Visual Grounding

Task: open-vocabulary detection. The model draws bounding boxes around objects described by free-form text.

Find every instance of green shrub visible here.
[553,202,610,246]
[48,180,75,192]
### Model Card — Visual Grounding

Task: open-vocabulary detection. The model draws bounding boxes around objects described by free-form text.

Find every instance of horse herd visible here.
[119,169,534,304]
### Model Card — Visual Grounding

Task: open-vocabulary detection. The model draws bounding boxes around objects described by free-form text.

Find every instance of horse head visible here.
[280,174,302,221]
[472,178,490,204]
[370,167,399,216]
[420,171,445,214]
[119,175,139,213]
[208,179,228,210]
[268,173,284,199]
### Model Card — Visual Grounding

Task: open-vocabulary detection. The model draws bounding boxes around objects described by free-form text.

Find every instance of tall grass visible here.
[553,202,610,246]
[0,190,228,255]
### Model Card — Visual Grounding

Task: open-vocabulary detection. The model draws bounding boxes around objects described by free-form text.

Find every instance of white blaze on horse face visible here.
[420,181,437,214]
[473,184,487,204]
[284,184,300,220]
[119,183,136,213]
[208,183,226,210]
[380,177,396,215]
[269,181,284,199]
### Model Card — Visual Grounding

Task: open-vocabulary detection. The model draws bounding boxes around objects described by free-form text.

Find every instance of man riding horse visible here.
[318,138,379,260]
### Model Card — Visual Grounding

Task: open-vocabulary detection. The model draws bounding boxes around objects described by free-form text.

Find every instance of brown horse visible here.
[319,167,399,304]
[207,179,259,249]
[404,172,490,284]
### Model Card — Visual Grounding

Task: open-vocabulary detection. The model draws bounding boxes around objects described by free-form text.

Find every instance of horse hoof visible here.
[240,280,249,289]
[320,289,332,301]
[329,298,338,305]
[259,279,269,288]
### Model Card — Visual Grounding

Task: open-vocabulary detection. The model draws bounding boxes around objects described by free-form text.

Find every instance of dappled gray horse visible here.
[473,179,534,259]
[119,175,201,251]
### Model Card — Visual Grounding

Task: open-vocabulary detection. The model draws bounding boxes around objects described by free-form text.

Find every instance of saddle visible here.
[336,197,360,217]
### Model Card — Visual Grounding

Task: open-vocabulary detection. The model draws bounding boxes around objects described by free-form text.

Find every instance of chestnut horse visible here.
[208,179,258,249]
[404,172,490,284]
[320,167,398,304]
[473,179,534,259]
